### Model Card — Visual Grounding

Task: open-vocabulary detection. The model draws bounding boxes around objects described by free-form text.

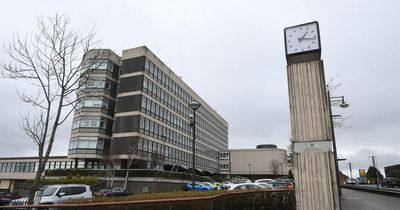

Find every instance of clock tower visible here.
[285,21,340,210]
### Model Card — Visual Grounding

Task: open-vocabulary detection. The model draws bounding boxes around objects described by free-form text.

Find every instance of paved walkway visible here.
[341,188,400,210]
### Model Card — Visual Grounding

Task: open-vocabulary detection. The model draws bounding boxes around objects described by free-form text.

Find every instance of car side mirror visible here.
[58,192,66,197]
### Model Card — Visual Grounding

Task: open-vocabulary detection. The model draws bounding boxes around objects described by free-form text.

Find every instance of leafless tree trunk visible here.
[270,159,281,175]
[123,144,139,190]
[0,14,105,204]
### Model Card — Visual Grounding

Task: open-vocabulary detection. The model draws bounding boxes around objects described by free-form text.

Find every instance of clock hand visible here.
[297,32,310,42]
[301,37,316,40]
[301,32,308,38]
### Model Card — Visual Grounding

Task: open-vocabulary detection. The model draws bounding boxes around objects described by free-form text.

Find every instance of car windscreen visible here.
[42,186,58,197]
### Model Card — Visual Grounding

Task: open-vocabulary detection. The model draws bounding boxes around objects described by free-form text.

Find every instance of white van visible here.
[36,184,92,204]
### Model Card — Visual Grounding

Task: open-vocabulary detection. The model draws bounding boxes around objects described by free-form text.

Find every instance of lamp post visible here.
[189,101,201,191]
[327,90,349,197]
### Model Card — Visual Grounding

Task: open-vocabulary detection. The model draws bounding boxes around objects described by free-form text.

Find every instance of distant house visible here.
[384,164,400,178]
[339,171,349,185]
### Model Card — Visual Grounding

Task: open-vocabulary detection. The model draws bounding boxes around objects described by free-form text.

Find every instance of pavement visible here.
[341,188,400,210]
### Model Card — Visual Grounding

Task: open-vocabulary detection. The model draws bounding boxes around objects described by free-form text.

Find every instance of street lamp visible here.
[189,101,201,191]
[327,89,349,197]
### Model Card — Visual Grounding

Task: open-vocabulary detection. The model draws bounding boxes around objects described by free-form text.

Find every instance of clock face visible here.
[285,22,320,55]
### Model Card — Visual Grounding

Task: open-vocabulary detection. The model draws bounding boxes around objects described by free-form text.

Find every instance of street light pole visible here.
[327,90,342,197]
[371,156,379,189]
[327,90,349,197]
[189,101,201,191]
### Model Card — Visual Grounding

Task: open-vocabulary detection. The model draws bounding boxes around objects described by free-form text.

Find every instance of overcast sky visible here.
[1,0,399,177]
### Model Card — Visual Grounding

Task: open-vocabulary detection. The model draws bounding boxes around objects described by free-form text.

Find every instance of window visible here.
[97,139,104,150]
[78,117,101,128]
[85,78,105,89]
[145,58,150,70]
[143,77,148,90]
[220,163,230,171]
[105,80,111,90]
[140,116,145,130]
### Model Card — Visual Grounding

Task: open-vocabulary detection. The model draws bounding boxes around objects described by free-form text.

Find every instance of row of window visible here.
[219,152,230,160]
[197,106,228,135]
[145,59,193,106]
[84,78,112,90]
[141,96,191,136]
[0,161,78,173]
[144,59,228,140]
[220,163,230,171]
[83,59,114,73]
[69,137,105,150]
[143,77,190,120]
[143,77,227,149]
[77,97,110,110]
[138,138,219,171]
[72,117,107,130]
[139,115,218,160]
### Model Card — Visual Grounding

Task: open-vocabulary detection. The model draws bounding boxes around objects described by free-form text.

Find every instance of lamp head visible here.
[189,113,195,125]
[188,101,201,110]
[340,101,349,108]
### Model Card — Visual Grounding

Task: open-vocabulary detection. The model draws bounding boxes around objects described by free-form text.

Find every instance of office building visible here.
[219,144,289,179]
[68,46,229,173]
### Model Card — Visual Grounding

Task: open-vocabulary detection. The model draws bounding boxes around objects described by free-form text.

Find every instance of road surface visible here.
[341,188,400,210]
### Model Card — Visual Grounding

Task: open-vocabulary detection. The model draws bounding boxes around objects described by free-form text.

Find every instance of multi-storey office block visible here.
[68,49,121,168]
[68,47,228,173]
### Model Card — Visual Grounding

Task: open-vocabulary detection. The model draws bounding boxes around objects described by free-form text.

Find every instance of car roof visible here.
[44,184,90,187]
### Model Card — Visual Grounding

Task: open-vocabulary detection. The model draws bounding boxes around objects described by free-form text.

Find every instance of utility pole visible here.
[371,156,379,189]
[348,162,353,180]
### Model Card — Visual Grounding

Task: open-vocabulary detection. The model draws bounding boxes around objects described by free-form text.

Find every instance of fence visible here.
[2,189,295,210]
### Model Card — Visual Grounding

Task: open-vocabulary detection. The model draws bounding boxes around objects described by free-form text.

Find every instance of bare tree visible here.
[123,144,139,190]
[270,159,281,175]
[150,151,165,170]
[326,77,352,129]
[0,14,104,204]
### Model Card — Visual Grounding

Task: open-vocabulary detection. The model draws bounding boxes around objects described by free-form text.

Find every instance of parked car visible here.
[10,184,92,206]
[94,187,131,197]
[381,177,400,188]
[0,198,11,206]
[270,181,294,189]
[256,183,274,190]
[254,179,276,184]
[346,178,356,185]
[0,192,21,206]
[184,182,213,191]
[227,183,264,191]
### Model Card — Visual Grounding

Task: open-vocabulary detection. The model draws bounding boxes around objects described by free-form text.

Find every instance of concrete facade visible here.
[287,60,340,210]
[219,145,289,179]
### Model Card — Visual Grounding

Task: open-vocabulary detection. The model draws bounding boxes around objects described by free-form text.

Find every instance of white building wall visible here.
[221,148,289,176]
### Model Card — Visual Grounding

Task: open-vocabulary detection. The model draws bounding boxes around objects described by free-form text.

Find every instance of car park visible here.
[381,177,400,188]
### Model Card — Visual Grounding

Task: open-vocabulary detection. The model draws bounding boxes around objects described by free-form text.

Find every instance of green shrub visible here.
[38,175,97,185]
